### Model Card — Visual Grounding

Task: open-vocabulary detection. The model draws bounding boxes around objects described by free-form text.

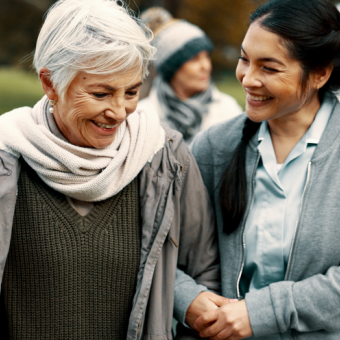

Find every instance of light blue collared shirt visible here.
[240,93,337,340]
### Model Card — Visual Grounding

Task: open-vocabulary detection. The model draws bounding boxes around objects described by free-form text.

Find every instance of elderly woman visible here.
[0,0,220,339]
[138,8,242,144]
[174,0,340,339]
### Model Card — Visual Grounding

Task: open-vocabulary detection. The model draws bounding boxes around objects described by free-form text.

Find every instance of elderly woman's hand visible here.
[193,299,252,340]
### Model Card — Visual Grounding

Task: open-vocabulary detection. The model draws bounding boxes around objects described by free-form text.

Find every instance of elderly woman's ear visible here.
[39,67,58,102]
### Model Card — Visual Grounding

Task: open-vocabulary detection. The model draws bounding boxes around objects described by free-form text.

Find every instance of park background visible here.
[0,0,339,115]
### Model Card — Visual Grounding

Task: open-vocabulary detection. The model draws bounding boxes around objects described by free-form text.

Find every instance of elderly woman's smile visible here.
[45,69,142,149]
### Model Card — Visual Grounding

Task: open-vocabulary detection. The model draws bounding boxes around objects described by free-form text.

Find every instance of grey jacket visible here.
[0,127,220,340]
[191,97,340,340]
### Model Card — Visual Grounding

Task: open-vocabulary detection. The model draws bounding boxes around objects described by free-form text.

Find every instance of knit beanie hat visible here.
[141,7,214,82]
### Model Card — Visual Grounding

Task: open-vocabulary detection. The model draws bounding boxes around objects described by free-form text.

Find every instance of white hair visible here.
[34,0,156,100]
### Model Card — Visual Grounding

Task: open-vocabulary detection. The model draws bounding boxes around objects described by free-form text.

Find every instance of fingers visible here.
[185,292,220,328]
[194,309,219,331]
[196,300,253,340]
[210,327,233,340]
[199,320,231,339]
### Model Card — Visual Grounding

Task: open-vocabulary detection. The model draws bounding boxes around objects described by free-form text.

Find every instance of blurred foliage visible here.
[1,0,339,70]
[175,0,261,70]
[0,0,55,67]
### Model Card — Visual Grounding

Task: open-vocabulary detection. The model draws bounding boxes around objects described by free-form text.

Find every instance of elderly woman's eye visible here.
[126,91,138,96]
[93,93,108,98]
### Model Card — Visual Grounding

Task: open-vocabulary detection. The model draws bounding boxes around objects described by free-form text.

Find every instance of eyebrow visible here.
[89,81,143,91]
[241,46,285,67]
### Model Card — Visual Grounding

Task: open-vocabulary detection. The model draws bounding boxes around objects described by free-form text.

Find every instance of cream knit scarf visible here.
[0,96,165,202]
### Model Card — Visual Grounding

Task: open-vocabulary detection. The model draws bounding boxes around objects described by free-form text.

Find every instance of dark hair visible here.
[220,0,340,235]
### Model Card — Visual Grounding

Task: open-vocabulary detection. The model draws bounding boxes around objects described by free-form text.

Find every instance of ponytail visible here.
[219,119,260,235]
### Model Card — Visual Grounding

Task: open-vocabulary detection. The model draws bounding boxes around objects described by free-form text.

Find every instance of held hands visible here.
[186,292,253,340]
[185,291,231,327]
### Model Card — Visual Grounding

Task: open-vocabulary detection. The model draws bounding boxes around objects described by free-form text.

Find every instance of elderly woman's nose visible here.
[105,103,127,121]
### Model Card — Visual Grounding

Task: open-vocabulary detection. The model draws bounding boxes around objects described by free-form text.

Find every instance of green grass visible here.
[0,68,44,115]
[0,68,245,115]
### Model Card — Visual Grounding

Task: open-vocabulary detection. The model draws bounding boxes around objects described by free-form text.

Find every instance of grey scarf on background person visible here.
[155,76,213,143]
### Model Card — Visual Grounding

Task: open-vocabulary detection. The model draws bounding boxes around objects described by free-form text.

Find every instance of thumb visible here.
[208,293,232,306]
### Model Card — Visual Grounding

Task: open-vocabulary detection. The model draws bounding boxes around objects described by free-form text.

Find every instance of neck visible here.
[268,92,321,140]
[268,92,321,164]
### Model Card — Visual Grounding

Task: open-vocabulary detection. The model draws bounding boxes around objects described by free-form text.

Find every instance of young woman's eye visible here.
[239,56,249,62]
[93,93,108,98]
[264,66,279,72]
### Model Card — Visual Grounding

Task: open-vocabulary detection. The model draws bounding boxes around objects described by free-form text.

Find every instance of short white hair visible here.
[34,0,156,100]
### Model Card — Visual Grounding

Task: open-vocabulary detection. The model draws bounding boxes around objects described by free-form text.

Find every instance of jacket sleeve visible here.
[173,147,220,326]
[245,265,340,337]
[0,151,20,290]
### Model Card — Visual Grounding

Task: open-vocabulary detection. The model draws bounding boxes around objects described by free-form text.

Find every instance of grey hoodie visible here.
[189,96,340,340]
[0,127,219,340]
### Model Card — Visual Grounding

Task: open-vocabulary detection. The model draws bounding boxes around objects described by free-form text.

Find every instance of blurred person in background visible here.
[0,0,220,338]
[138,8,242,144]
[177,0,340,339]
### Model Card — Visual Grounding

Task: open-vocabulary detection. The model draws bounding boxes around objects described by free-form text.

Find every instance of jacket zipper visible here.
[284,161,311,340]
[284,161,311,281]
[236,153,260,299]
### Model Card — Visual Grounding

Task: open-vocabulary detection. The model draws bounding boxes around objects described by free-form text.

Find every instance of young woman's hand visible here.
[193,299,253,340]
[185,291,232,328]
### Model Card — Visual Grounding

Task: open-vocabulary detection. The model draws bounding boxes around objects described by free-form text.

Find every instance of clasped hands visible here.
[185,291,253,340]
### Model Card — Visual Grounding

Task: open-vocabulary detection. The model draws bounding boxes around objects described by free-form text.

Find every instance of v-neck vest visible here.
[0,161,141,339]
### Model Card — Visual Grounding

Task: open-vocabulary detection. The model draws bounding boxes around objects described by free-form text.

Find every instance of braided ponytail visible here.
[219,119,260,235]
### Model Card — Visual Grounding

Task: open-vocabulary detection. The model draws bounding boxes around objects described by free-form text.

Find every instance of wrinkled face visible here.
[236,21,315,123]
[171,51,212,98]
[52,69,142,148]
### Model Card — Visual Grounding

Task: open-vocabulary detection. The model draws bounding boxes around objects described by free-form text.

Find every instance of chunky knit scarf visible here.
[0,96,165,202]
[155,76,213,143]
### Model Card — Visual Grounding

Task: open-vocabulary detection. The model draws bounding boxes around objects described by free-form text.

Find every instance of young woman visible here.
[179,0,340,339]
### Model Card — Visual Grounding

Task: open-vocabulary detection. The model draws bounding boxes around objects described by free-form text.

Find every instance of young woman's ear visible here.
[312,64,333,90]
[39,68,58,101]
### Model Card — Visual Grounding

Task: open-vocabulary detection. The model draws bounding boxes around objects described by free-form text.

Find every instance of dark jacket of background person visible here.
[189,96,340,339]
[0,128,220,340]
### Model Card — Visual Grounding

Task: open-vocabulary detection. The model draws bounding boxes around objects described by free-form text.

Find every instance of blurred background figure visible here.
[138,8,242,144]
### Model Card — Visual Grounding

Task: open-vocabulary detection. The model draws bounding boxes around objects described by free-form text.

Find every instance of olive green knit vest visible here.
[0,161,141,339]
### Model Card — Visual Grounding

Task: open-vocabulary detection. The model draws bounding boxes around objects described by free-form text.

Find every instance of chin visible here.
[245,109,266,123]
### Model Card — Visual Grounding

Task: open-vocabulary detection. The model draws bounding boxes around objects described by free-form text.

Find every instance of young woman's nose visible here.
[240,65,262,88]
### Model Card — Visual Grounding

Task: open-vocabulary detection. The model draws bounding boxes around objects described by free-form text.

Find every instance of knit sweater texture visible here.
[0,161,141,339]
